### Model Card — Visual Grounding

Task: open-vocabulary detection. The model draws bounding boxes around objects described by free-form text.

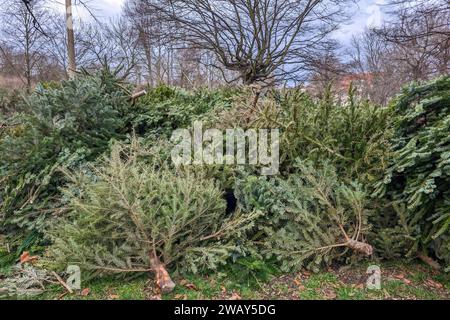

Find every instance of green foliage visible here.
[0,88,24,116]
[278,87,391,182]
[38,81,62,90]
[219,256,279,288]
[1,68,447,287]
[369,203,418,261]
[46,140,260,278]
[235,160,371,272]
[220,86,392,184]
[373,76,450,269]
[132,85,236,137]
[0,71,133,236]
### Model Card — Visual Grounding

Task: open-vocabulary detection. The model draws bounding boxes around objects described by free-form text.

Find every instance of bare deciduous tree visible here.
[44,13,90,78]
[134,0,349,86]
[0,0,49,91]
[375,0,449,80]
[346,29,406,105]
[308,41,345,91]
[343,0,449,104]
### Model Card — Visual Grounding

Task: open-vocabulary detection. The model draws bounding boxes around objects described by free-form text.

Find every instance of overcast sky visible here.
[49,0,387,46]
[334,0,386,44]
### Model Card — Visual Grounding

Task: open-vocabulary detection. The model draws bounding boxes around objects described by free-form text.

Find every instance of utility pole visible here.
[65,0,76,78]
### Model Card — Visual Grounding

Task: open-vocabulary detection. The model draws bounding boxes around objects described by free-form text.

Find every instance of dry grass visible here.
[0,74,26,90]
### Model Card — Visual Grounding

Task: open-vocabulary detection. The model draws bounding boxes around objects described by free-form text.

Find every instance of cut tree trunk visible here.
[418,254,441,270]
[131,90,147,100]
[347,239,373,256]
[149,253,175,293]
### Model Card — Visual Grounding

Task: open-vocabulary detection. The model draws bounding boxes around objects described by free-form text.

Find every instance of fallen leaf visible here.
[355,283,364,290]
[323,288,337,299]
[174,294,187,300]
[293,277,306,291]
[19,251,38,265]
[80,288,91,296]
[425,279,443,289]
[179,279,188,286]
[229,291,241,300]
[402,278,412,285]
[180,280,197,290]
[19,251,29,264]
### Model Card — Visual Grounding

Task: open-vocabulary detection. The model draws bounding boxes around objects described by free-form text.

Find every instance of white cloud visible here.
[47,0,124,21]
[48,0,384,47]
[332,0,386,46]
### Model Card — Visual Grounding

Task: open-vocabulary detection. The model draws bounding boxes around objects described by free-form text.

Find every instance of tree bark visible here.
[24,26,31,93]
[139,28,153,87]
[347,239,373,256]
[65,0,76,78]
[149,253,175,293]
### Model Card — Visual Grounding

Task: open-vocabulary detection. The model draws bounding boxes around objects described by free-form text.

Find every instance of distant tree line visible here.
[0,0,448,102]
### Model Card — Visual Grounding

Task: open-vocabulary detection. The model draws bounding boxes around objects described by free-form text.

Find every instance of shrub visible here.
[372,76,450,271]
[0,88,24,116]
[235,160,372,272]
[217,86,392,184]
[0,70,133,237]
[46,140,259,292]
[132,85,236,137]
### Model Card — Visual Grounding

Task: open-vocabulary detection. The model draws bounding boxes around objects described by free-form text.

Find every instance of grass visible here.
[3,260,448,300]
